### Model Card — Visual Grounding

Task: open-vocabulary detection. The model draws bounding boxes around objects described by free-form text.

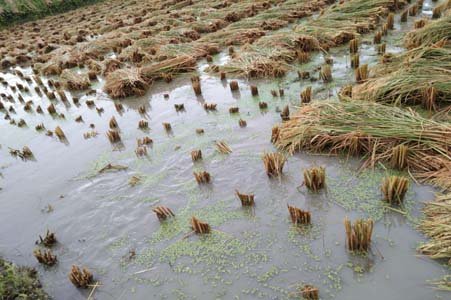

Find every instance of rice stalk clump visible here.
[152,206,175,221]
[104,68,148,98]
[418,193,451,265]
[215,140,232,154]
[69,265,93,289]
[320,65,332,82]
[107,130,121,143]
[355,64,369,83]
[61,69,90,90]
[54,126,66,141]
[391,144,408,170]
[303,167,326,192]
[33,249,57,266]
[191,76,202,95]
[193,171,211,184]
[262,152,286,177]
[301,284,319,299]
[191,150,202,162]
[288,205,311,225]
[273,101,451,189]
[344,217,373,252]
[381,176,409,205]
[191,216,210,234]
[300,86,312,103]
[236,190,255,207]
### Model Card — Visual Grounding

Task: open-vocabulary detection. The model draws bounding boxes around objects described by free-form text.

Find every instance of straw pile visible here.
[273,101,451,189]
[352,46,451,109]
[104,68,148,98]
[418,193,451,265]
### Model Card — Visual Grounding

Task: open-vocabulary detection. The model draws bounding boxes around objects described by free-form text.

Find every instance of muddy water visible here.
[0,1,449,299]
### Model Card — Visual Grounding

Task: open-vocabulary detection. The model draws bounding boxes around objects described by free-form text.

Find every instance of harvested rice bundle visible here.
[61,69,90,90]
[69,265,93,288]
[381,175,409,205]
[303,167,326,192]
[262,152,286,177]
[104,68,148,98]
[236,190,255,206]
[152,206,175,221]
[353,46,451,109]
[141,55,196,82]
[418,193,451,265]
[404,14,451,49]
[344,217,373,252]
[191,216,210,234]
[288,205,311,225]
[274,101,451,189]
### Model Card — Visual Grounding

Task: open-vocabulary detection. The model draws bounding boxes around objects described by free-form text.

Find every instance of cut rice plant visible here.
[138,120,149,129]
[54,126,66,141]
[288,205,311,225]
[391,144,409,170]
[215,140,232,154]
[135,146,148,157]
[33,249,57,266]
[229,80,239,91]
[163,122,172,131]
[229,106,239,114]
[104,68,148,98]
[303,167,326,192]
[239,119,247,127]
[300,86,312,104]
[193,171,211,184]
[191,76,202,95]
[251,85,259,96]
[137,137,153,147]
[301,284,319,300]
[47,103,56,115]
[280,105,290,121]
[262,152,286,177]
[191,150,202,162]
[418,193,451,264]
[236,190,255,206]
[349,38,359,54]
[377,43,386,55]
[69,265,93,289]
[152,206,175,221]
[107,130,121,143]
[191,216,211,234]
[351,54,360,69]
[273,101,451,189]
[109,116,118,129]
[355,64,369,83]
[344,217,374,252]
[381,175,409,205]
[204,103,217,111]
[259,101,268,109]
[386,12,395,30]
[320,65,332,83]
[38,230,56,247]
[174,104,185,112]
[138,105,146,114]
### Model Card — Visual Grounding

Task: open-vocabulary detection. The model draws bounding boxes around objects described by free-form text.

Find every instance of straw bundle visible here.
[274,101,451,189]
[104,68,148,98]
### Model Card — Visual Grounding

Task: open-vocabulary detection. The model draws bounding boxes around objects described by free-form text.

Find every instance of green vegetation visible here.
[0,0,104,27]
[0,257,49,299]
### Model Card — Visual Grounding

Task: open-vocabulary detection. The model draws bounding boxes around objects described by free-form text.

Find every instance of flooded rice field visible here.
[0,0,450,299]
